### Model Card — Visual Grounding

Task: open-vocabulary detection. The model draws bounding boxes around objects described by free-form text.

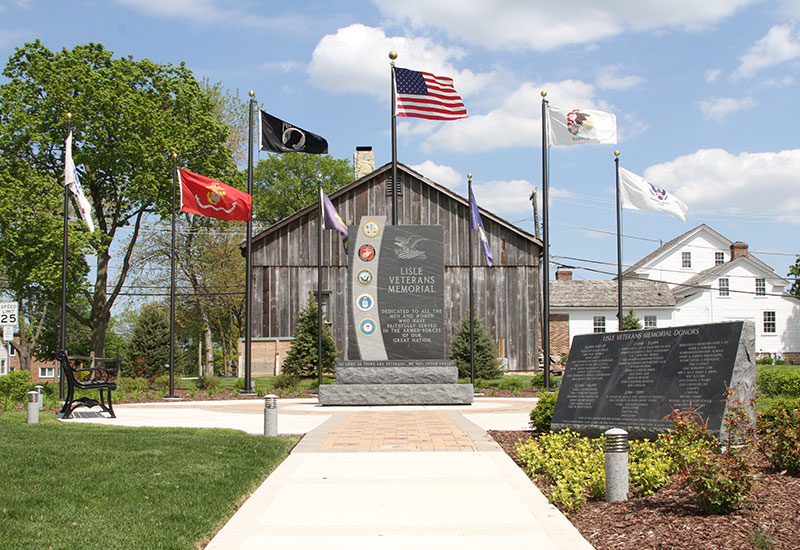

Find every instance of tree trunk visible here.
[203,309,214,377]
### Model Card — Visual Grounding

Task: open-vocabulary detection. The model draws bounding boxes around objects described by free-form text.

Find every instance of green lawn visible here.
[0,414,297,550]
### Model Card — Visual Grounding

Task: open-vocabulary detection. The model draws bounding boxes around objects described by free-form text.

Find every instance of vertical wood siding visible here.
[249,166,542,370]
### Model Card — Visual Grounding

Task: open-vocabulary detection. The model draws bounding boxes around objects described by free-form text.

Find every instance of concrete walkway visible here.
[61,398,594,550]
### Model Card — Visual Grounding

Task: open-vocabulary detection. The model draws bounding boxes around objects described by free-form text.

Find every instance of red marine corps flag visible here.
[178,168,252,221]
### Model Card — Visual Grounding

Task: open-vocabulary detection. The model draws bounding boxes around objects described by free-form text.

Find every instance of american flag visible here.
[394,67,467,120]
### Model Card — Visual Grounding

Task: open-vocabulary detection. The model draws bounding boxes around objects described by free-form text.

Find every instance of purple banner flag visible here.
[320,189,348,249]
[469,188,493,267]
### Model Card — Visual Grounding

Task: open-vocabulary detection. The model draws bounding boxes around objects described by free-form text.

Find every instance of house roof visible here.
[248,161,542,248]
[550,279,676,308]
[672,256,791,301]
[623,224,729,276]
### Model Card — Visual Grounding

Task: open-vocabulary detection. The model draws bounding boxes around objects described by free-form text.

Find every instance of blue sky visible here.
[2,0,799,287]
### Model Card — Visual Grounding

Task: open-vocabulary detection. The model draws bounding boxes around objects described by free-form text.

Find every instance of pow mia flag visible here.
[259,110,328,154]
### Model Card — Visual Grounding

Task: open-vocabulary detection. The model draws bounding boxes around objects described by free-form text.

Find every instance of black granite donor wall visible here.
[551,321,755,439]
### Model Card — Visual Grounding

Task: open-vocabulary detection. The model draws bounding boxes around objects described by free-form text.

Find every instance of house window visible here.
[756,278,766,296]
[39,366,55,378]
[682,251,691,268]
[644,315,657,329]
[8,345,15,356]
[0,359,6,375]
[593,316,606,333]
[715,252,724,265]
[763,311,776,333]
[719,278,729,297]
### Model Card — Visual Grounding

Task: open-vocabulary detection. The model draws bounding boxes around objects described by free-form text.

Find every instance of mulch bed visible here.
[489,430,800,550]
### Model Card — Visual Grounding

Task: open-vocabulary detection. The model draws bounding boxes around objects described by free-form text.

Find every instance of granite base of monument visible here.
[551,321,755,439]
[318,360,474,405]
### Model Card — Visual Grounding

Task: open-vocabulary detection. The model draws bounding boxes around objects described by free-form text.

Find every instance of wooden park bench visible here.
[57,350,118,419]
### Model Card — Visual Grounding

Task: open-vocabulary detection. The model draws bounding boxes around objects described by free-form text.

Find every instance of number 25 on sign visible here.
[0,302,18,325]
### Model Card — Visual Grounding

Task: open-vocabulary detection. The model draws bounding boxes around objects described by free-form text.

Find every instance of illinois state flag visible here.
[548,106,617,146]
[619,167,688,222]
[178,168,252,221]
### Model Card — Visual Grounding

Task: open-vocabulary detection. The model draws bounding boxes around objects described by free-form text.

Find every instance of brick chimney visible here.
[730,241,749,260]
[555,269,573,281]
[353,146,375,179]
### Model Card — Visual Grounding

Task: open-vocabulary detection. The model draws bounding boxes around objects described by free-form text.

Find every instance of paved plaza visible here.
[62,398,594,550]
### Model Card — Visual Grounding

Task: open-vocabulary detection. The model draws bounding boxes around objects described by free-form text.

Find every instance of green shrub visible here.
[629,440,676,496]
[528,373,545,389]
[153,374,171,392]
[499,377,525,395]
[187,386,198,399]
[272,374,299,394]
[282,293,337,377]
[117,377,148,393]
[449,313,503,380]
[0,370,33,403]
[759,405,800,475]
[758,369,800,397]
[757,356,774,365]
[662,405,756,514]
[197,375,220,391]
[529,391,558,432]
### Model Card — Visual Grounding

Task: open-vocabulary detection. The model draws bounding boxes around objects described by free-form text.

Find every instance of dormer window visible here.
[715,252,724,265]
[681,251,691,268]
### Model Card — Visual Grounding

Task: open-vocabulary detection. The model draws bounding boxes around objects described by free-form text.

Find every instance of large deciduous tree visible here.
[252,153,352,226]
[789,256,800,297]
[0,41,236,358]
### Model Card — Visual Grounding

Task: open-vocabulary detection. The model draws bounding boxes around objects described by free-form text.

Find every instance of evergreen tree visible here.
[622,308,643,331]
[449,313,503,380]
[282,293,337,377]
[126,302,171,378]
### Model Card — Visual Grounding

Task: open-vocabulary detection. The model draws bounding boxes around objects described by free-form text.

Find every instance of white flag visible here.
[548,106,617,146]
[64,131,94,233]
[619,167,688,222]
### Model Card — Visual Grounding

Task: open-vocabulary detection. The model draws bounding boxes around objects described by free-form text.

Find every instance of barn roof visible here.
[248,161,542,248]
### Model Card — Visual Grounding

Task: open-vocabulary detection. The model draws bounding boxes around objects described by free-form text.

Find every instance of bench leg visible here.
[100,388,116,418]
[58,385,76,419]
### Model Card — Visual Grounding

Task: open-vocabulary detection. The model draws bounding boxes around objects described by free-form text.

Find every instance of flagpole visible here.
[244,90,255,394]
[541,91,551,392]
[389,50,398,225]
[615,151,623,331]
[168,153,177,398]
[468,174,475,386]
[317,174,324,391]
[60,112,72,401]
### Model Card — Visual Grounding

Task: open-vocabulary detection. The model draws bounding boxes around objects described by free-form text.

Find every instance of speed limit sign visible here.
[0,302,17,326]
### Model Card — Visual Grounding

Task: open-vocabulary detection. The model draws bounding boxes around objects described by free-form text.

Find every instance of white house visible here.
[550,225,800,362]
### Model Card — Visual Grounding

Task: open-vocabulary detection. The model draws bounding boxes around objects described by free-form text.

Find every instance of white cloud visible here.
[425,79,607,152]
[113,0,308,29]
[704,68,722,82]
[371,0,755,51]
[409,161,464,190]
[596,65,645,90]
[734,24,800,78]
[308,24,493,98]
[697,96,756,119]
[0,28,28,47]
[597,65,644,90]
[473,179,536,216]
[644,148,800,216]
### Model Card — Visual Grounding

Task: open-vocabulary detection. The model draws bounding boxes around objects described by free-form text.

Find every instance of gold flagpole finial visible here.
[172,152,177,159]
[67,112,72,120]
[615,150,620,157]
[541,90,547,98]
[467,173,472,180]
[249,90,255,98]
[389,51,397,61]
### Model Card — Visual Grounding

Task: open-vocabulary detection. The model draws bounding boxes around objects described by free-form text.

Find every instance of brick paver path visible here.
[319,410,478,452]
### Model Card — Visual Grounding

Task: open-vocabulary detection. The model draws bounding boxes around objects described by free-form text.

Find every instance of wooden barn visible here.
[243,150,543,374]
